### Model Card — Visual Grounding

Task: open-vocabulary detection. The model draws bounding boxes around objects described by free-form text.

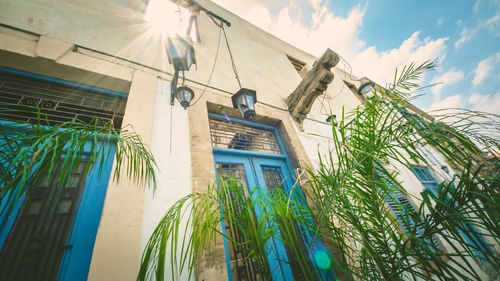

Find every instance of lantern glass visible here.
[358,82,376,98]
[176,86,195,109]
[167,35,195,71]
[231,88,257,120]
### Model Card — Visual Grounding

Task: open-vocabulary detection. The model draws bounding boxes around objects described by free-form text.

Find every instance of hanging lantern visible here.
[175,86,195,109]
[166,35,196,72]
[231,88,257,120]
[358,81,376,98]
[166,35,196,106]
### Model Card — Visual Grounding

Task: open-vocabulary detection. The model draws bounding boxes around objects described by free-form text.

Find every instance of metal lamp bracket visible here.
[171,69,180,105]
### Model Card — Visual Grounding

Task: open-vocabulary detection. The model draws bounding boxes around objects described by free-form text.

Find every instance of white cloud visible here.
[454,26,479,49]
[469,92,500,114]
[472,52,500,86]
[468,93,485,104]
[437,18,444,27]
[474,0,482,12]
[350,32,448,86]
[485,13,500,33]
[245,4,273,30]
[212,0,448,86]
[455,12,500,50]
[430,68,464,100]
[427,95,465,112]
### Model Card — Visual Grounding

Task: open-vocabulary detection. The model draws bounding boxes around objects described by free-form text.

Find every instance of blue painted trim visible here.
[209,113,276,131]
[212,147,286,160]
[213,156,234,281]
[0,189,26,250]
[57,142,116,281]
[270,124,288,162]
[0,67,127,98]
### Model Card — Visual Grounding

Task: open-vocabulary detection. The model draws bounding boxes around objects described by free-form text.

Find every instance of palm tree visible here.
[137,61,499,281]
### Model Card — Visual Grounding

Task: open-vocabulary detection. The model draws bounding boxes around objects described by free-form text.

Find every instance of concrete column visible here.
[87,70,157,281]
[139,79,193,281]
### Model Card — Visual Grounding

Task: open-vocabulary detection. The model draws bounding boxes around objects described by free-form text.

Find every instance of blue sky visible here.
[213,0,500,114]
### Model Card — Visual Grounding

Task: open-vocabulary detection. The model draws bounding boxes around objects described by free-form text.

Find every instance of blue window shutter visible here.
[376,163,442,250]
[410,165,492,259]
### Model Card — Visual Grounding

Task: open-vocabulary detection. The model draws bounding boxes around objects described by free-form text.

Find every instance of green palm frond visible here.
[138,59,499,281]
[308,60,499,280]
[0,105,157,218]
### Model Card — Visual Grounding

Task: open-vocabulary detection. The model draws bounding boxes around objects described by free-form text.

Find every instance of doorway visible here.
[209,113,301,281]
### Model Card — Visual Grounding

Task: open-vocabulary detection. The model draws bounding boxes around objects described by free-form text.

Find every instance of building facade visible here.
[0,0,497,280]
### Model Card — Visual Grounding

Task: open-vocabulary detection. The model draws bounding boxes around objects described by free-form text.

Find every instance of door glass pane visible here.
[0,160,88,281]
[216,163,248,188]
[216,162,264,281]
[261,166,285,191]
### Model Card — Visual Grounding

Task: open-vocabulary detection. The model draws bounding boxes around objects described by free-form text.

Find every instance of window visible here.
[0,68,119,281]
[410,166,438,193]
[286,55,306,74]
[209,117,282,155]
[410,165,492,260]
[0,67,127,129]
[376,164,442,250]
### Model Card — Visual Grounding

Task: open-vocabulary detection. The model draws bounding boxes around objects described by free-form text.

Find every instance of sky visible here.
[211,0,500,115]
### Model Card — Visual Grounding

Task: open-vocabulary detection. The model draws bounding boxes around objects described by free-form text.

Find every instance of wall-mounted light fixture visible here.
[326,114,337,126]
[175,86,195,109]
[441,165,450,174]
[166,35,196,106]
[358,81,376,99]
[231,88,257,120]
[167,35,195,72]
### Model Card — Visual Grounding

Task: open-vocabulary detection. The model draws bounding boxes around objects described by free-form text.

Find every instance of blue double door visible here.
[0,137,115,281]
[214,153,297,281]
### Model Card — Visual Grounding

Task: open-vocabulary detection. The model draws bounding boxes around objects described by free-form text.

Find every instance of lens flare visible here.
[311,243,331,270]
[144,0,189,35]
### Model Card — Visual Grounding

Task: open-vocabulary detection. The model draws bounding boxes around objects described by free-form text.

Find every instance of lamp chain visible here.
[222,25,242,89]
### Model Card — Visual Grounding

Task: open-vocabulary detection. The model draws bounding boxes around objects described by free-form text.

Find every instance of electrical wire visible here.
[190,17,223,106]
[221,24,242,89]
[191,14,241,106]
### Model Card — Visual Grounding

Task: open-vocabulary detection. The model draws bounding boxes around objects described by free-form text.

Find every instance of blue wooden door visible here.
[0,133,115,281]
[214,154,294,281]
[209,113,337,280]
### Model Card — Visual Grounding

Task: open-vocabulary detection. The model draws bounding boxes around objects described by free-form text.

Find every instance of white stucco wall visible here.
[140,79,193,281]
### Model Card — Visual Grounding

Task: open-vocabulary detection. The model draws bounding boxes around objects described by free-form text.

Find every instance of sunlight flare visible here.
[144,0,189,35]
